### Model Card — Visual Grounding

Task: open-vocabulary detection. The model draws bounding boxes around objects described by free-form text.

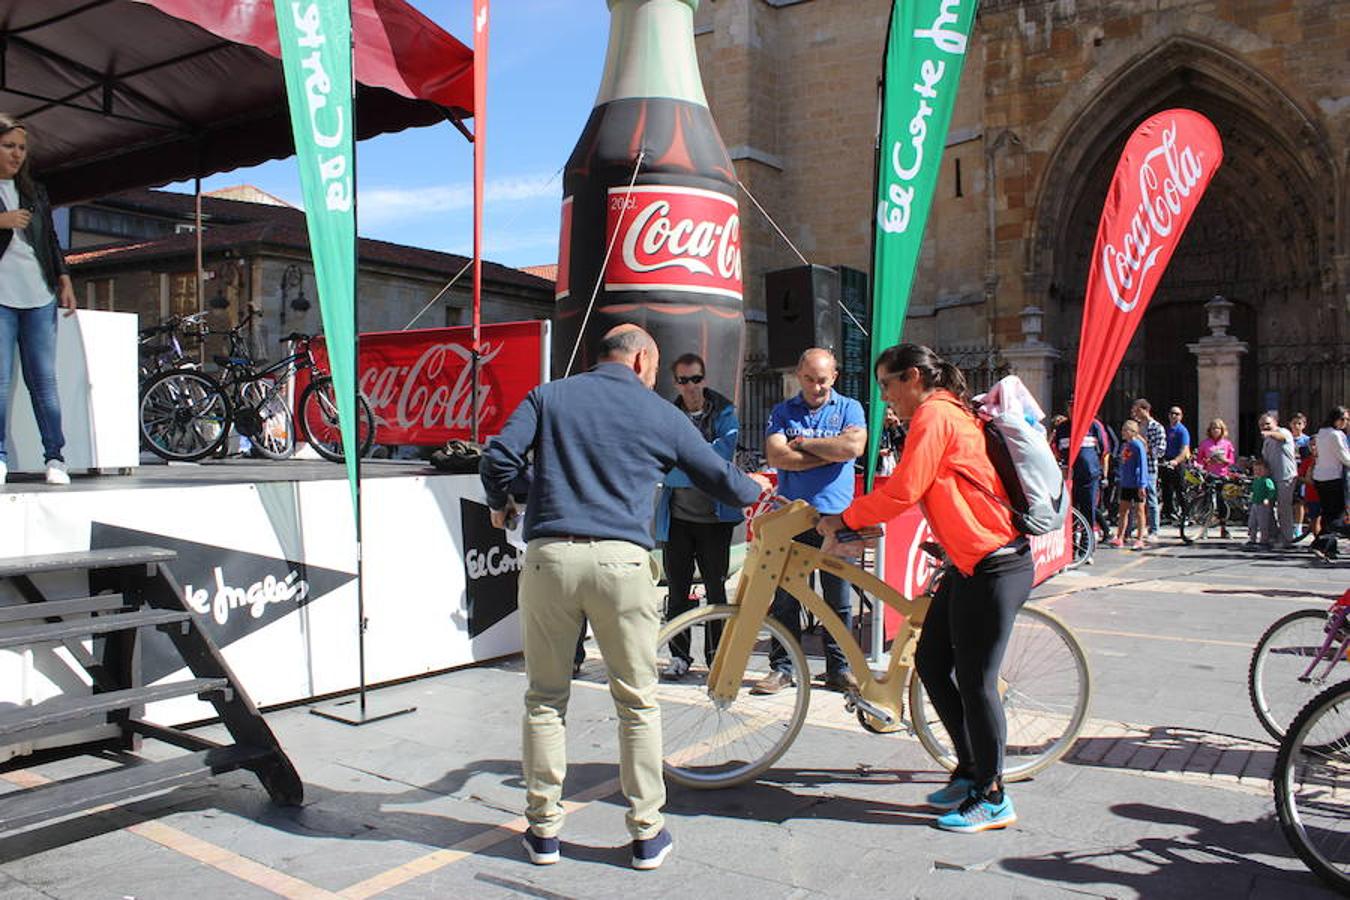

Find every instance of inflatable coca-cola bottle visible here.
[553,0,743,402]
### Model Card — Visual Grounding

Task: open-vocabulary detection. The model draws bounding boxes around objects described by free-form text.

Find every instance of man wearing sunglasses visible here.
[654,353,743,680]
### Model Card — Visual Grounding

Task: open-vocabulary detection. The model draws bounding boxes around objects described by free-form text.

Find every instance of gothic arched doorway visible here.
[1030,38,1342,447]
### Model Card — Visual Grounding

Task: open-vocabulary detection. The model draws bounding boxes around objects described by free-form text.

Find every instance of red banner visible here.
[1069,109,1222,466]
[308,320,548,446]
[603,185,743,300]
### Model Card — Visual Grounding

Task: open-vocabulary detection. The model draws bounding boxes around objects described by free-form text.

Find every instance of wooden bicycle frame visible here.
[707,500,931,727]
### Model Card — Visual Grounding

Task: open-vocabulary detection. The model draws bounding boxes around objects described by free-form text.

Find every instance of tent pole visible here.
[194,175,203,314]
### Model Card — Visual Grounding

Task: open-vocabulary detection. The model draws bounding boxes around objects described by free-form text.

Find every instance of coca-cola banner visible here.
[878,500,1072,640]
[309,320,549,446]
[1069,110,1223,466]
[602,185,742,300]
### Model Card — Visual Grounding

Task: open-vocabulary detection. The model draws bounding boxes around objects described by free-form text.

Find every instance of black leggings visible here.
[915,542,1034,789]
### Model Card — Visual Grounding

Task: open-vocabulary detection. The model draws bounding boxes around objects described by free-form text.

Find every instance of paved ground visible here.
[1,531,1346,898]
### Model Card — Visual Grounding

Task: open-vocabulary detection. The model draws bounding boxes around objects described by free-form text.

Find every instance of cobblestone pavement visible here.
[0,531,1345,898]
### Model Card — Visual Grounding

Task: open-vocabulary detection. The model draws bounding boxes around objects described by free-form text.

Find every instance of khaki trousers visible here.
[518,537,664,839]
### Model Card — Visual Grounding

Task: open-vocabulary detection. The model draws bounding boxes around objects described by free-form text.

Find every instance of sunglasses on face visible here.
[675,374,705,385]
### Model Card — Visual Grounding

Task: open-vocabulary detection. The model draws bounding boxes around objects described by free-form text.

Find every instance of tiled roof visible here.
[86,187,306,226]
[66,221,554,292]
[520,264,557,283]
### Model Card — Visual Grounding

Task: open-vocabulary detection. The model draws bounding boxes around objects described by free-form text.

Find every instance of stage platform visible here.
[0,458,522,745]
[0,456,434,491]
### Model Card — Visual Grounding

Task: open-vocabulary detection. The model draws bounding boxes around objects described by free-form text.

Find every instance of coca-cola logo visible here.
[359,340,502,432]
[1101,120,1208,313]
[605,185,742,300]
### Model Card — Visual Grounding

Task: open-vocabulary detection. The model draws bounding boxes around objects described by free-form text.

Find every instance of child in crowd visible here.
[1246,459,1277,549]
[1112,419,1149,551]
[1299,445,1321,542]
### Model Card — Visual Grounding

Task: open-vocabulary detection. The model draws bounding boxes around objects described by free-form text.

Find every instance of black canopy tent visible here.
[0,0,476,205]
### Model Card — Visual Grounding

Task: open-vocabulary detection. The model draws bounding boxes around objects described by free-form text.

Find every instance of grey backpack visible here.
[960,408,1070,536]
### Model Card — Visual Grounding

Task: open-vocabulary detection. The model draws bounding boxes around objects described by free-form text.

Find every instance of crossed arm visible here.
[765,427,867,471]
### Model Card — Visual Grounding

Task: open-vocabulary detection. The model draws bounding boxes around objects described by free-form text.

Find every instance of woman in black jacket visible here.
[0,114,76,484]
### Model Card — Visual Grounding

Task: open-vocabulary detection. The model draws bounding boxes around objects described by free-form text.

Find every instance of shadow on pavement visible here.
[999,802,1336,897]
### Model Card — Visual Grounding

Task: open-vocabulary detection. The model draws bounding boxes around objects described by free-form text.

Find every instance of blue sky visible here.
[171,1,612,269]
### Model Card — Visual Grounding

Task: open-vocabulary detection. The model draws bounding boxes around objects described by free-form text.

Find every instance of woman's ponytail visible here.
[935,361,968,403]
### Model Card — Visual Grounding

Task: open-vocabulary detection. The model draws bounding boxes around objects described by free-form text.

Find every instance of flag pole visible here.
[310,0,414,727]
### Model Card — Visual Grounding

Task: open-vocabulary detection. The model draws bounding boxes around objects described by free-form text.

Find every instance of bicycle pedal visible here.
[847,693,896,727]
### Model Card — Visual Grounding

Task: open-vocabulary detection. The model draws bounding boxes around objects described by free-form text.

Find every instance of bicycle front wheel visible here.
[657,604,811,789]
[1275,679,1350,893]
[138,369,230,462]
[1249,608,1340,742]
[909,604,1091,781]
[298,376,375,463]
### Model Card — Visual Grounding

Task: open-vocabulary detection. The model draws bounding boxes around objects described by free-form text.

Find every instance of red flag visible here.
[1069,109,1223,467]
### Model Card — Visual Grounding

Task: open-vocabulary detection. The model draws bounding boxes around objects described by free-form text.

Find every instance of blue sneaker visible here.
[521,829,560,865]
[925,776,976,809]
[935,790,1017,833]
[631,828,673,870]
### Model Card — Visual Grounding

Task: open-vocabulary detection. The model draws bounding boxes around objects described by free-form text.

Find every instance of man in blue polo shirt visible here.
[1160,404,1191,525]
[754,348,866,695]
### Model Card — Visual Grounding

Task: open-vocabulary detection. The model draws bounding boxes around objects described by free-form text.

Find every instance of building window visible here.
[954,157,963,198]
[85,278,115,311]
[168,271,198,318]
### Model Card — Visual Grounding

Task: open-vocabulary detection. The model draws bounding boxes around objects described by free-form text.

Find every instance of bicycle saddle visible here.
[920,541,946,561]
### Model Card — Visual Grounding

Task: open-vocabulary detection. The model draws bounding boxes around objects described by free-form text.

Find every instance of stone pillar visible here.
[1188,295,1248,455]
[1000,306,1060,417]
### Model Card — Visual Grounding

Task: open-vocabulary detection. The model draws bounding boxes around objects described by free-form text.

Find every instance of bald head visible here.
[597,324,660,388]
[597,324,656,360]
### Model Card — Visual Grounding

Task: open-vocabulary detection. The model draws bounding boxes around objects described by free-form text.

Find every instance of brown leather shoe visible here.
[822,671,860,693]
[750,670,793,695]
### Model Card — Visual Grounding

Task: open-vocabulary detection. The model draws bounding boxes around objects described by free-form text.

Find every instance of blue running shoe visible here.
[936,790,1017,833]
[631,828,673,870]
[521,829,560,865]
[925,776,975,809]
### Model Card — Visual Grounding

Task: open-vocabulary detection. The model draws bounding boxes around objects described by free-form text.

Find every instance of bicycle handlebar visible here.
[280,332,312,344]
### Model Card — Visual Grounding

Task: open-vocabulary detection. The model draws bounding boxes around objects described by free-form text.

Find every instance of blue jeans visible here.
[769,529,853,676]
[0,301,64,464]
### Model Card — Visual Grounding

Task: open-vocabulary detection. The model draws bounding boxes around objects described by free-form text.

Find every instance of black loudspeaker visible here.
[765,264,841,370]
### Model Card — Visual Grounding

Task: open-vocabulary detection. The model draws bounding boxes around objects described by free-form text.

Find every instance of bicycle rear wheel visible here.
[657,605,811,789]
[298,376,375,463]
[909,604,1091,781]
[1249,608,1341,742]
[138,369,230,462]
[237,379,295,460]
[1275,679,1350,893]
[1068,506,1095,569]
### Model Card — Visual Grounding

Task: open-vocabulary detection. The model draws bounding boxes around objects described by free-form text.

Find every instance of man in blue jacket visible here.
[654,353,742,679]
[480,325,769,871]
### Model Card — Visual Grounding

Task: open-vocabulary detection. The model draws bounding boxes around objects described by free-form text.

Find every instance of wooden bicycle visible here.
[656,499,1091,788]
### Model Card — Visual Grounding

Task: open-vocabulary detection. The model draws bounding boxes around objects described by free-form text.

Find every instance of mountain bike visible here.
[1274,677,1350,892]
[138,311,375,463]
[655,498,1092,788]
[1178,466,1251,542]
[1249,590,1350,741]
[137,310,208,386]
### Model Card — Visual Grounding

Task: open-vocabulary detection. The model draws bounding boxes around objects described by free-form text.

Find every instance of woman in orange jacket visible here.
[818,344,1032,833]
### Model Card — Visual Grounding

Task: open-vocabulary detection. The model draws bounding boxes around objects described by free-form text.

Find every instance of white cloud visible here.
[359,173,560,226]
